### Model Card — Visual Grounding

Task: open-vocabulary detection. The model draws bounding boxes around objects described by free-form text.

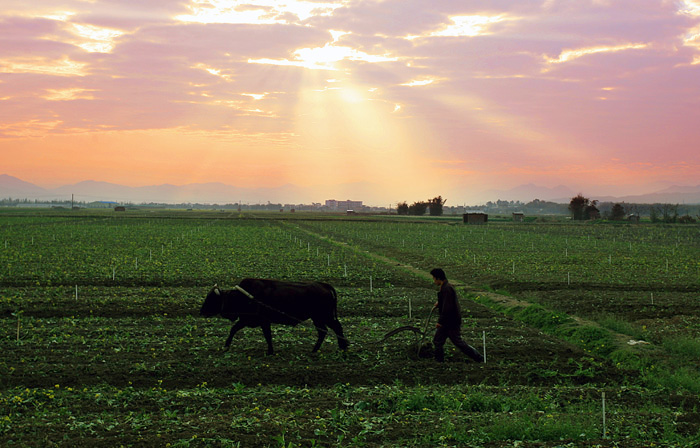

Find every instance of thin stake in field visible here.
[482,330,487,364]
[602,391,607,439]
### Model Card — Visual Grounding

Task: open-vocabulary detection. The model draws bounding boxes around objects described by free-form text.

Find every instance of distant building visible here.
[463,212,488,224]
[326,199,363,211]
[114,206,126,212]
[512,212,524,222]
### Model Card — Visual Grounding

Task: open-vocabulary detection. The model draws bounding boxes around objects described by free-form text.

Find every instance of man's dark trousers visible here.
[433,326,484,362]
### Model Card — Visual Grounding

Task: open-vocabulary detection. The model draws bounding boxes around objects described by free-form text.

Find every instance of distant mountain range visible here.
[1,174,699,206]
[481,182,700,205]
[0,174,383,205]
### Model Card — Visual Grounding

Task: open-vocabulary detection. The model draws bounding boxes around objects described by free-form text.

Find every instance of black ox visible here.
[200,278,349,355]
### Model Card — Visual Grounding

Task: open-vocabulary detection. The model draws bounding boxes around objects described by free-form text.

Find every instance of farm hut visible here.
[114,206,126,212]
[628,214,640,223]
[512,212,524,222]
[463,212,488,224]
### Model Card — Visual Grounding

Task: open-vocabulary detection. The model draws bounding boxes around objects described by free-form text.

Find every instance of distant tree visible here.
[610,203,626,221]
[408,201,428,216]
[660,203,679,223]
[585,200,600,220]
[650,205,659,223]
[396,202,409,215]
[568,194,589,220]
[427,196,446,216]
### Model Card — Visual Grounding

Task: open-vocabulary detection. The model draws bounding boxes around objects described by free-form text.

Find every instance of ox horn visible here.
[234,285,255,299]
[213,284,221,295]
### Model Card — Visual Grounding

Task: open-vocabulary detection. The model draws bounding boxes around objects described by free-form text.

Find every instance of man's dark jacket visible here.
[436,281,462,329]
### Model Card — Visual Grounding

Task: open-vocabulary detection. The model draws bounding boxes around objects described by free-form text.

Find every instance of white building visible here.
[325,199,363,211]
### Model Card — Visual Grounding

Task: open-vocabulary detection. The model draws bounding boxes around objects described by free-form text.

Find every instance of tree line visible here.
[569,194,698,223]
[396,196,446,216]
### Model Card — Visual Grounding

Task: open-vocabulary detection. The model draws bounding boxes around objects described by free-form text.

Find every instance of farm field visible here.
[1,209,699,447]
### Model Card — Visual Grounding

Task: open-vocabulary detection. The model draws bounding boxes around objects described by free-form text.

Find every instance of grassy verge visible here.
[471,292,700,395]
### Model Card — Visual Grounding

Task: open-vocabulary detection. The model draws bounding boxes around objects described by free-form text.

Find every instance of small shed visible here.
[628,214,640,223]
[463,212,488,225]
[512,212,524,222]
[114,206,126,212]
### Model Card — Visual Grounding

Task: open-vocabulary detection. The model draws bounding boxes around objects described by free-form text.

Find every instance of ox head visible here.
[200,284,223,317]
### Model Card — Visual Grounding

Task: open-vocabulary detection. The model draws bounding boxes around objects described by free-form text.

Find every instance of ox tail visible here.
[327,283,339,320]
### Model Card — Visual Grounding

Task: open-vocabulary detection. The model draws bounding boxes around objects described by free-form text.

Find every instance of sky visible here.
[1,0,699,205]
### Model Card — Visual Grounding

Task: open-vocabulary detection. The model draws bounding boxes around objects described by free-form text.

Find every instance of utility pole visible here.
[71,194,74,210]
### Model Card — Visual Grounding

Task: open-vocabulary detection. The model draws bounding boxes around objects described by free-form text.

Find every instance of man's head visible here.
[430,268,447,284]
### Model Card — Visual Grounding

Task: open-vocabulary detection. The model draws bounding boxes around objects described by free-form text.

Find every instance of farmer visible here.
[430,268,484,363]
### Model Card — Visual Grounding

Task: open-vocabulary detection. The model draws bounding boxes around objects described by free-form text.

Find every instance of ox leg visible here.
[312,323,328,352]
[224,320,247,350]
[261,322,274,355]
[328,320,349,350]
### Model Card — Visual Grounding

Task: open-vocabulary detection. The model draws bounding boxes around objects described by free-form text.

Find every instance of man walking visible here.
[430,268,484,363]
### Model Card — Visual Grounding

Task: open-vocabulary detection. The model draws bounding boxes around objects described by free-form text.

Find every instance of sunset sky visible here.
[1,0,699,205]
